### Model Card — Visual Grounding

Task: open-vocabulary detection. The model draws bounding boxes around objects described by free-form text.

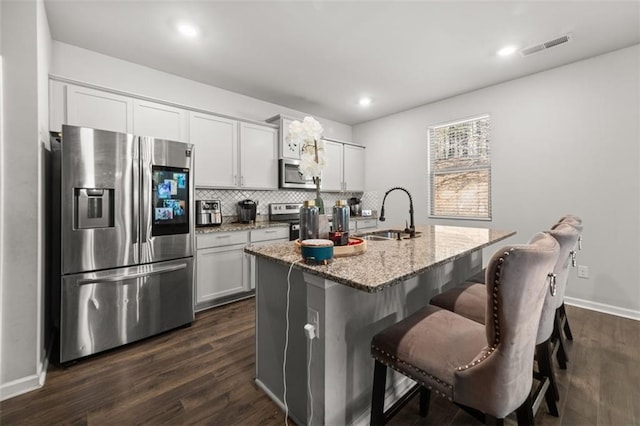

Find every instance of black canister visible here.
[299,200,319,241]
[331,200,350,246]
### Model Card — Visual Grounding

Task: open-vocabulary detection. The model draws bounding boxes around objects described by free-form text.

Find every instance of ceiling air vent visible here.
[520,34,573,57]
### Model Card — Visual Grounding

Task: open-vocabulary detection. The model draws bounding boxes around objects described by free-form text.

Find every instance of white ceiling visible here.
[44,1,640,125]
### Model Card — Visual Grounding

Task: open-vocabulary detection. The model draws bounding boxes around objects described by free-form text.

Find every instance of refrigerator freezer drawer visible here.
[59,257,194,363]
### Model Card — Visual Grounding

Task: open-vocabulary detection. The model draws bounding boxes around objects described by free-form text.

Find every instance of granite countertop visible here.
[196,221,289,234]
[244,225,515,293]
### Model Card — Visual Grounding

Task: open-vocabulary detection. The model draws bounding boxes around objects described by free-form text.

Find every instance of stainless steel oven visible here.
[269,203,303,240]
[279,158,316,190]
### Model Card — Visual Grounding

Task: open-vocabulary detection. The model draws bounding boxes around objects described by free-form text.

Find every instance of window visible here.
[428,115,491,219]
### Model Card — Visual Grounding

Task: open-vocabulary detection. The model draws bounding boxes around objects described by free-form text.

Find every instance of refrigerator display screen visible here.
[152,166,190,236]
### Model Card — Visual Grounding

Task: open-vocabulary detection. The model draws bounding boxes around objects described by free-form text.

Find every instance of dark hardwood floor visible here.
[1,301,637,425]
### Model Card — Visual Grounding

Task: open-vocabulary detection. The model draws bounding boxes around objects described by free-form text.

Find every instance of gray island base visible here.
[246,225,515,425]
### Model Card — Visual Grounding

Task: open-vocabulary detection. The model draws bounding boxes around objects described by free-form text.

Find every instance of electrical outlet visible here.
[307,308,320,339]
[577,265,589,279]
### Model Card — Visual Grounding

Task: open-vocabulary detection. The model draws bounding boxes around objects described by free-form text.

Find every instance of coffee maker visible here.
[237,199,258,223]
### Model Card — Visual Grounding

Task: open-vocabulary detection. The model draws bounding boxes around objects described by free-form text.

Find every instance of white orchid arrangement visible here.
[287,116,325,179]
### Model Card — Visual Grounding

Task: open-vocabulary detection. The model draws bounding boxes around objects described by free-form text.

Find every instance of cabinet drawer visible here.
[197,231,249,249]
[357,219,378,230]
[251,227,289,242]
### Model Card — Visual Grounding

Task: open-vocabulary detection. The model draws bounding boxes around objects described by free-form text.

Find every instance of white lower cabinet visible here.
[351,218,378,233]
[196,231,250,310]
[195,226,289,310]
[249,227,289,289]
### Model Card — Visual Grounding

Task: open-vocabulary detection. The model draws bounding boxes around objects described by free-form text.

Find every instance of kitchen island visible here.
[245,225,515,426]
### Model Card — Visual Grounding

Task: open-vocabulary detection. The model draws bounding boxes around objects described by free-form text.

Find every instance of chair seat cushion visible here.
[371,305,486,399]
[430,282,487,325]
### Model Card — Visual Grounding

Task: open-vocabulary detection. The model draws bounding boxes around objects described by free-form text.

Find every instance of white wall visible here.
[50,42,352,141]
[0,0,51,400]
[354,45,640,317]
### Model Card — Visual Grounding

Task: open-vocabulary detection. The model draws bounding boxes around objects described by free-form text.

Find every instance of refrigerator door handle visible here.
[76,263,187,286]
[132,139,139,247]
[141,136,151,244]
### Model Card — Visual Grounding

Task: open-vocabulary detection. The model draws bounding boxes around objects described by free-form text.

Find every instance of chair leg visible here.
[536,340,559,402]
[553,310,569,369]
[370,361,387,426]
[485,415,505,425]
[419,386,430,417]
[515,394,535,426]
[559,303,574,341]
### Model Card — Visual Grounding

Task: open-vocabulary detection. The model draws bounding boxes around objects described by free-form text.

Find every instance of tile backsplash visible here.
[196,188,379,219]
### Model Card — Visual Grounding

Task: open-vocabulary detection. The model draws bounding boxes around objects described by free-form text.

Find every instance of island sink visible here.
[360,229,423,240]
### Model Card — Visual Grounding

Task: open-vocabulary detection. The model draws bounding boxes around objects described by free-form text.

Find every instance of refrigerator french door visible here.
[54,125,195,363]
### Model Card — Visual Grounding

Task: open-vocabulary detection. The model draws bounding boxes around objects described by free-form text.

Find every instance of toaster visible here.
[196,200,222,226]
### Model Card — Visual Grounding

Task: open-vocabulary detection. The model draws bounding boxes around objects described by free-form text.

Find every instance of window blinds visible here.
[428,115,491,219]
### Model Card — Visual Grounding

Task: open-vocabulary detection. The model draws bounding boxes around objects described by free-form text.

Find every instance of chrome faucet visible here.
[379,186,416,238]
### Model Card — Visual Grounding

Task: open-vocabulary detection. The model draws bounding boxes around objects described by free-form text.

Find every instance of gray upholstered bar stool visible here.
[553,216,583,340]
[461,215,583,370]
[466,215,582,287]
[369,233,559,426]
[550,216,583,368]
[430,224,580,414]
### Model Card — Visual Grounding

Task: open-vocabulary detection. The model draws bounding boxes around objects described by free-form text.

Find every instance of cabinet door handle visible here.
[216,235,231,239]
[264,230,277,233]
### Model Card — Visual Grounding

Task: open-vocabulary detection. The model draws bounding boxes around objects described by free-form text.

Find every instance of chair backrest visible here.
[537,224,580,343]
[453,232,559,418]
[554,214,584,233]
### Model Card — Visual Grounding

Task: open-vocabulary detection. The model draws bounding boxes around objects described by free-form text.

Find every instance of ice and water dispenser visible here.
[74,188,114,229]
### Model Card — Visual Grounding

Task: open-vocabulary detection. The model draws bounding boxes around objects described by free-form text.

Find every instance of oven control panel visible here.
[269,203,303,218]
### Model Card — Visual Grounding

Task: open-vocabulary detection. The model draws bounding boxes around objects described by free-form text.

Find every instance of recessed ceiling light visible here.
[177,22,199,38]
[497,45,518,57]
[359,97,372,107]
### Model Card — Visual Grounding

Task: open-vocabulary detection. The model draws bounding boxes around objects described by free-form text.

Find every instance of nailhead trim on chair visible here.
[456,249,513,372]
[371,248,516,402]
[371,348,455,401]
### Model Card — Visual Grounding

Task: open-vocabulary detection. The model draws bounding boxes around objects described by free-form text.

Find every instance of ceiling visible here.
[44,1,640,125]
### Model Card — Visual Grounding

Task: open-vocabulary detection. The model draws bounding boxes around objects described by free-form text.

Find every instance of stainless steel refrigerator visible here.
[51,125,195,363]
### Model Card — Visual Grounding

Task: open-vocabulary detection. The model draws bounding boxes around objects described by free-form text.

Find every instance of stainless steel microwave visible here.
[279,158,316,189]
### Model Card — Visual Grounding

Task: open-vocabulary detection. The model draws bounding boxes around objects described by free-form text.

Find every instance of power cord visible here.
[283,259,301,426]
[307,337,314,426]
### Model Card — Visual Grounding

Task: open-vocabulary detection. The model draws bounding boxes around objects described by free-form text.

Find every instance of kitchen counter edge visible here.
[196,221,289,234]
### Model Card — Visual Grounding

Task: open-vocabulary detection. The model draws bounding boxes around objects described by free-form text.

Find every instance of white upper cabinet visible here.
[189,112,238,188]
[323,140,344,192]
[133,99,188,141]
[239,123,278,189]
[322,139,365,192]
[50,81,292,191]
[343,144,365,192]
[189,114,277,189]
[65,84,133,134]
[266,114,301,159]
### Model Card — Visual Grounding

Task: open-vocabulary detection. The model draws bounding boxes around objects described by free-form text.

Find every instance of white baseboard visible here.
[0,366,46,402]
[564,296,640,321]
[0,349,49,402]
